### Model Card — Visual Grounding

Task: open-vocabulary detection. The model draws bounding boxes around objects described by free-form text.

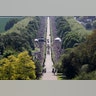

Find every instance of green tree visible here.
[16,51,36,80]
[0,51,36,80]
[5,18,19,30]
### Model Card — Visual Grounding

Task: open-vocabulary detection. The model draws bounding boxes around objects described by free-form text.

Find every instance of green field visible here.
[0,16,23,33]
[0,18,10,32]
[64,16,92,35]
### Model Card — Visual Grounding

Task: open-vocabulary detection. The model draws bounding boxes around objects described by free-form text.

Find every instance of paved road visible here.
[42,17,57,80]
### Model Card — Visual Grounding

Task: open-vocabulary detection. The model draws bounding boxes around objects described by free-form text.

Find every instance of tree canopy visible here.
[0,51,36,80]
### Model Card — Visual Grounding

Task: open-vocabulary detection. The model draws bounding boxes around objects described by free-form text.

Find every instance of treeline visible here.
[0,17,23,33]
[55,16,71,39]
[55,16,71,48]
[55,16,90,49]
[0,16,40,57]
[0,16,42,80]
[54,16,96,80]
[61,30,96,79]
[5,18,22,31]
[75,16,96,30]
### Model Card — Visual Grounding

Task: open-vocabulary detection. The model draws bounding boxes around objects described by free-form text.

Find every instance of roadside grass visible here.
[57,73,66,80]
[32,48,40,53]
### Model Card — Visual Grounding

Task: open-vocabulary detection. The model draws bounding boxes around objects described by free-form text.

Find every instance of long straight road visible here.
[42,17,57,80]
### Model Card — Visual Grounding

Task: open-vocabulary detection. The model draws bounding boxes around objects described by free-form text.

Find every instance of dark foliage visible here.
[5,18,19,31]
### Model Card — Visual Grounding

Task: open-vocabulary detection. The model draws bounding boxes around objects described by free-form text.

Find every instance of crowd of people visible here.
[52,68,57,75]
[42,67,57,75]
